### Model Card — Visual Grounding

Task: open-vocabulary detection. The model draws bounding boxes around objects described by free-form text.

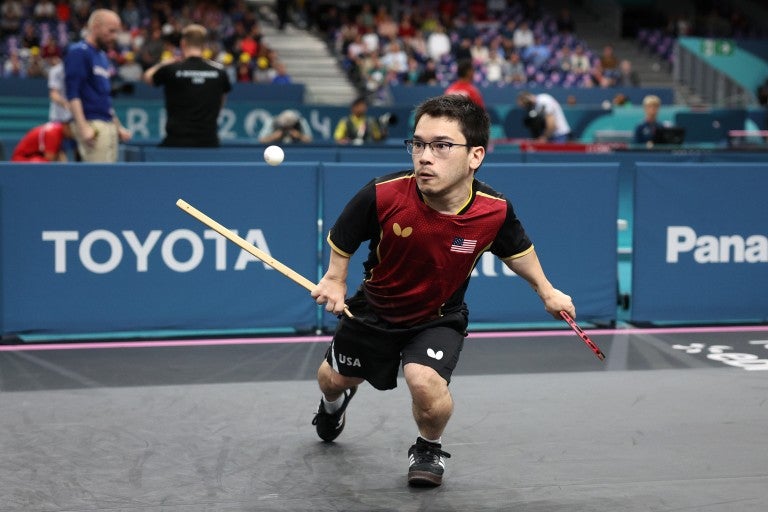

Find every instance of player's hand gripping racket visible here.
[560,311,605,361]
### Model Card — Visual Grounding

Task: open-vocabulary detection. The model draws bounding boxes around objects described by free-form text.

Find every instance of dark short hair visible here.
[456,59,473,79]
[414,95,490,149]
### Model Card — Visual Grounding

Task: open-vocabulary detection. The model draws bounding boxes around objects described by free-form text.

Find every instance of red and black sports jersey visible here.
[328,171,533,326]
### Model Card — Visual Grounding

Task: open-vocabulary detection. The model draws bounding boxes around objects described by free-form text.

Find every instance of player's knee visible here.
[405,364,448,402]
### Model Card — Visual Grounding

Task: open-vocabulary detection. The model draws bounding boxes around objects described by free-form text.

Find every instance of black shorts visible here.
[324,293,468,390]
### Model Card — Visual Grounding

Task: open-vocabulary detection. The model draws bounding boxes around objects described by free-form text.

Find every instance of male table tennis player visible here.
[310,95,575,487]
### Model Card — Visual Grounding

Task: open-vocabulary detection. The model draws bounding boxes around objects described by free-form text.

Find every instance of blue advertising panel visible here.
[466,164,618,325]
[320,163,618,329]
[0,163,319,335]
[631,163,768,323]
[114,103,412,143]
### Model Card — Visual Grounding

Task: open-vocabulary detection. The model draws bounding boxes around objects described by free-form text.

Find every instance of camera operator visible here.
[517,91,571,142]
[260,109,312,144]
[334,97,385,145]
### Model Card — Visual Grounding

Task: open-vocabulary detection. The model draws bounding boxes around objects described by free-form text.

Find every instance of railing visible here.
[674,42,755,107]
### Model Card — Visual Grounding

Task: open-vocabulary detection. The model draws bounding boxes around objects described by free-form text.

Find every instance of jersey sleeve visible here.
[152,63,172,86]
[490,198,534,260]
[63,46,87,101]
[327,179,378,257]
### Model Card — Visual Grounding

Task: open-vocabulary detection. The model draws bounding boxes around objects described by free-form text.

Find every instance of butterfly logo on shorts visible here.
[393,223,413,238]
[427,348,444,360]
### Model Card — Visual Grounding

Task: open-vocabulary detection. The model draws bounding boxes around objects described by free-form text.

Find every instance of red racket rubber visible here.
[560,311,606,361]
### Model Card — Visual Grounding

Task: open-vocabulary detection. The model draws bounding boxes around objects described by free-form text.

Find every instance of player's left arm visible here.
[503,249,575,319]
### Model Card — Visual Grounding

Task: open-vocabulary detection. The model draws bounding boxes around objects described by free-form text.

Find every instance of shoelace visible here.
[413,442,451,463]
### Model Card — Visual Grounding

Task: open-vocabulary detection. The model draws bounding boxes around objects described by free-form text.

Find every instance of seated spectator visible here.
[380,40,408,78]
[570,45,591,75]
[34,0,56,20]
[260,109,311,144]
[236,53,252,82]
[117,51,143,82]
[26,47,47,78]
[586,61,614,88]
[556,46,573,72]
[470,35,490,66]
[375,7,398,43]
[502,52,527,85]
[417,58,438,85]
[11,121,73,162]
[615,59,640,87]
[513,21,534,50]
[484,51,505,84]
[397,13,417,41]
[426,24,451,61]
[271,60,292,85]
[20,23,40,50]
[403,56,422,85]
[2,50,26,77]
[1,1,23,37]
[599,44,618,73]
[521,36,551,69]
[634,95,662,145]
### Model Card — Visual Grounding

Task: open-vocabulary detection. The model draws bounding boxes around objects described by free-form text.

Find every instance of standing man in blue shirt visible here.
[65,9,131,162]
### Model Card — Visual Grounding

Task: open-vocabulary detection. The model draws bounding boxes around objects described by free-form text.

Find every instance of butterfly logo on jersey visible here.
[393,223,413,238]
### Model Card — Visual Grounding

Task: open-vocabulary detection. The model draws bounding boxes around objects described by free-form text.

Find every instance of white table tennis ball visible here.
[263,145,284,166]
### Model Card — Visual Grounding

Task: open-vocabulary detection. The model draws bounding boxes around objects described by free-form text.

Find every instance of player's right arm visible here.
[312,249,350,315]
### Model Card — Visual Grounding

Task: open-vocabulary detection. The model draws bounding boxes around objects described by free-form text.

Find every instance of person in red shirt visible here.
[444,59,485,109]
[11,122,73,162]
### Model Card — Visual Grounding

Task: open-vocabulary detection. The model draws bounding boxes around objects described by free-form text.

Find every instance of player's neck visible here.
[422,185,472,215]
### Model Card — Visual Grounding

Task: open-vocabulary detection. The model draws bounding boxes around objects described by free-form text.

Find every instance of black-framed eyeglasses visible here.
[404,139,472,158]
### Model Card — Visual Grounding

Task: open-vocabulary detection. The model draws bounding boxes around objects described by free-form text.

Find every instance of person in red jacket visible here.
[444,59,485,109]
[11,121,73,162]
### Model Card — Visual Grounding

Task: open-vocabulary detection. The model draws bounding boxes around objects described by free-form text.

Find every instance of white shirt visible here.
[536,93,571,138]
[47,62,71,123]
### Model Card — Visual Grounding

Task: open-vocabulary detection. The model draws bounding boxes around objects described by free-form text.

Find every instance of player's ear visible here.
[469,145,485,172]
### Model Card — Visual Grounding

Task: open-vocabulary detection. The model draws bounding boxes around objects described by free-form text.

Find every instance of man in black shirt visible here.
[143,24,232,147]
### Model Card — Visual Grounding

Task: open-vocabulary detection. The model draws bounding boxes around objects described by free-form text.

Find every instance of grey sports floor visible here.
[2,325,767,511]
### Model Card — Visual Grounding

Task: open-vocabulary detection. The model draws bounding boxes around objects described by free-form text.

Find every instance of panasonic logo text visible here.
[42,229,273,274]
[666,226,768,263]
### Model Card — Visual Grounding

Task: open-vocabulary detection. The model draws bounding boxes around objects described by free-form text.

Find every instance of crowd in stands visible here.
[0,0,764,101]
[314,1,649,103]
[0,0,290,86]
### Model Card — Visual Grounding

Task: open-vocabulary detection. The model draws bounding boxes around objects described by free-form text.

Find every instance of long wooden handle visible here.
[176,199,352,317]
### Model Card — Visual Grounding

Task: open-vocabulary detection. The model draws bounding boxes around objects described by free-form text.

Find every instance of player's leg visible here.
[403,363,453,441]
[312,314,400,442]
[401,324,465,486]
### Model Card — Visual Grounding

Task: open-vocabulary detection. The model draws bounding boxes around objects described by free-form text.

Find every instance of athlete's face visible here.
[412,115,484,207]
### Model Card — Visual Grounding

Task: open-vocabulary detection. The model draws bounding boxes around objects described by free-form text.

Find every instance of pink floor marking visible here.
[1,325,766,352]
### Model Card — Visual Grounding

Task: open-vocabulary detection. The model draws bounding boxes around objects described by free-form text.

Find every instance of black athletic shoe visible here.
[407,437,451,487]
[311,386,357,442]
